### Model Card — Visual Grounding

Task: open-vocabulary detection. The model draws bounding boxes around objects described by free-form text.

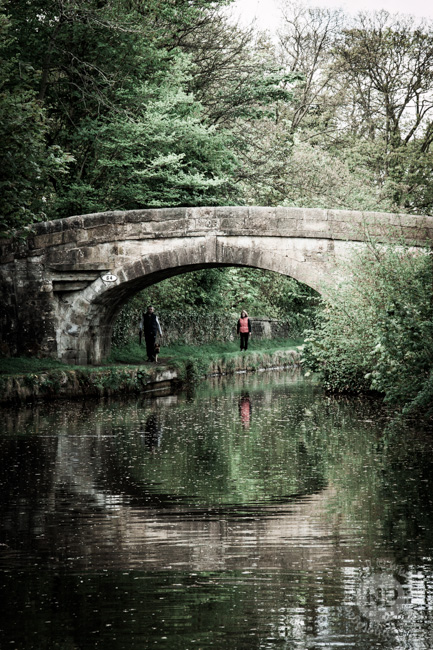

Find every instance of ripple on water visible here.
[1,371,433,649]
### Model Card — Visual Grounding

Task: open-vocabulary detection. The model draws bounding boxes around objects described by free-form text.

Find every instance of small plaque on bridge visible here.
[101,273,118,282]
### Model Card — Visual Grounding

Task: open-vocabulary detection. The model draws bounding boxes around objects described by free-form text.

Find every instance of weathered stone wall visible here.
[157,316,292,344]
[117,312,291,347]
[1,206,431,364]
[251,318,291,340]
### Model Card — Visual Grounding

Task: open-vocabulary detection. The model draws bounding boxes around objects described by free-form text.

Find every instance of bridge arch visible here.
[60,239,324,364]
[1,206,431,364]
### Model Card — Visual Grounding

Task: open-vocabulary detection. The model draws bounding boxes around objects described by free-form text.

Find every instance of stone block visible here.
[274,218,297,235]
[52,281,90,292]
[0,252,15,264]
[81,213,107,228]
[244,216,277,235]
[190,217,219,233]
[399,214,426,228]
[149,219,188,236]
[123,259,146,282]
[145,252,163,274]
[33,231,64,249]
[31,221,49,236]
[302,208,328,222]
[138,225,160,238]
[62,216,84,230]
[246,247,266,269]
[80,211,124,229]
[150,207,188,222]
[37,218,64,234]
[299,220,331,234]
[276,206,304,220]
[219,217,243,234]
[119,222,143,240]
[61,229,81,245]
[156,250,175,273]
[78,223,123,245]
[216,207,249,221]
[186,206,216,220]
[124,209,153,223]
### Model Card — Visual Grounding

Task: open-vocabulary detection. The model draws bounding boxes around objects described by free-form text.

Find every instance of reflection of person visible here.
[141,305,163,362]
[141,413,162,451]
[237,309,251,351]
[138,316,143,346]
[238,392,252,429]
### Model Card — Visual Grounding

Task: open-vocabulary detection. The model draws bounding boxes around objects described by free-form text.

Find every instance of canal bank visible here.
[0,347,301,403]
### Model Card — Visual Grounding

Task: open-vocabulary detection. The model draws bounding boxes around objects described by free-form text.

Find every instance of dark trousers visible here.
[240,332,249,350]
[144,332,157,360]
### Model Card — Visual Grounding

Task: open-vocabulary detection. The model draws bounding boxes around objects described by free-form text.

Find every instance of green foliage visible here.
[53,57,238,215]
[333,13,433,214]
[112,267,319,347]
[272,6,433,215]
[0,2,71,234]
[141,268,233,312]
[77,366,151,394]
[303,242,433,419]
[1,0,241,228]
[3,1,433,227]
[112,301,141,348]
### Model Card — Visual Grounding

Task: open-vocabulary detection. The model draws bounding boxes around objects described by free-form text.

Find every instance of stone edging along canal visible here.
[0,349,301,404]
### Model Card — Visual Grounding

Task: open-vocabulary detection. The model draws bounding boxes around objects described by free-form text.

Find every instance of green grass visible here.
[0,338,304,377]
[109,337,304,365]
[0,356,128,376]
[0,356,69,375]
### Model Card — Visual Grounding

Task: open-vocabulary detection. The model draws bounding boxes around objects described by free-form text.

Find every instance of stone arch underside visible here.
[59,237,331,364]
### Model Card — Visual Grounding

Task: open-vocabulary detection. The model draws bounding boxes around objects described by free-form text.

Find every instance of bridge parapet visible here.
[2,206,433,264]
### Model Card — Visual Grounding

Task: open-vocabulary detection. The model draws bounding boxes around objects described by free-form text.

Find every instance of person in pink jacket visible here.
[237,309,252,351]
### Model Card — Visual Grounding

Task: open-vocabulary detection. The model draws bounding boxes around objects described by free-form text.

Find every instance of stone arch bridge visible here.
[1,206,432,365]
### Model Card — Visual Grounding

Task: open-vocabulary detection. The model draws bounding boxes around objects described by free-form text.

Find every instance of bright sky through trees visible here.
[231,0,433,31]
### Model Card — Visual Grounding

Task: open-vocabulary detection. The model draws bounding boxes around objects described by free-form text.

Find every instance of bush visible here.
[303,241,433,419]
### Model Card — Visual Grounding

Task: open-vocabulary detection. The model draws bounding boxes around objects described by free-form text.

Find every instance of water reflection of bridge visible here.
[2,404,357,572]
[40,431,355,572]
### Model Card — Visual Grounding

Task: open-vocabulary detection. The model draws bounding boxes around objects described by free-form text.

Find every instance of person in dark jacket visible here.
[237,309,251,351]
[141,305,163,362]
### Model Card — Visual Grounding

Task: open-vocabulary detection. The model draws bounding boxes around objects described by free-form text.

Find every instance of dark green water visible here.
[1,370,433,649]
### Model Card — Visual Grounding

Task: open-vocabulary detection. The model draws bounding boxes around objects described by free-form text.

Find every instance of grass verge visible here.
[0,356,69,375]
[0,338,304,378]
[109,337,303,365]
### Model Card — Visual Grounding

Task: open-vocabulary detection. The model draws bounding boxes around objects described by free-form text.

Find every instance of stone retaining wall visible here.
[117,313,291,347]
[0,348,301,404]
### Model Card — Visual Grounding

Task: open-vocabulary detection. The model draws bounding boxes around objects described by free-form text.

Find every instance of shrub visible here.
[303,241,433,419]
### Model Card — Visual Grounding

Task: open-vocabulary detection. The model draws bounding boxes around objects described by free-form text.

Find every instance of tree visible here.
[247,2,394,211]
[173,8,303,205]
[277,2,345,137]
[119,266,318,333]
[334,11,433,212]
[51,55,238,215]
[2,0,240,224]
[274,4,433,215]
[0,1,71,234]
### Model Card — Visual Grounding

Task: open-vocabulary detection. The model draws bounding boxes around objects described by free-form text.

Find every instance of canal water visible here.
[1,371,433,649]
